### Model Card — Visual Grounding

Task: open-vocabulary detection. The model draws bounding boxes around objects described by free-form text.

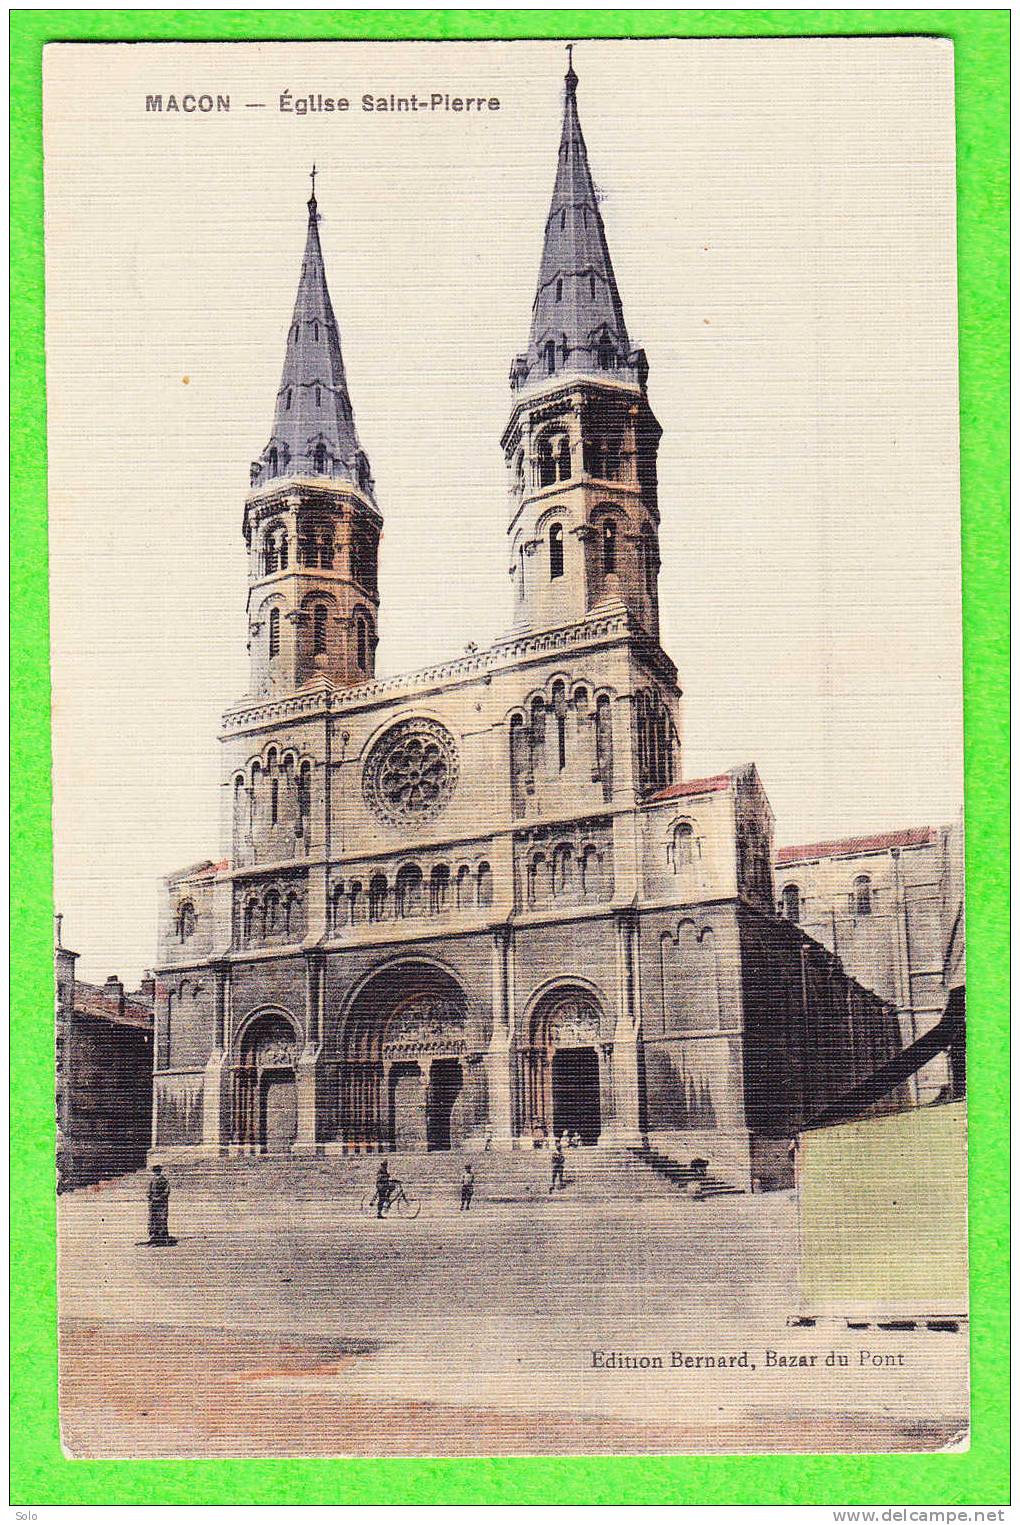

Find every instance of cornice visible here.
[221,612,678,737]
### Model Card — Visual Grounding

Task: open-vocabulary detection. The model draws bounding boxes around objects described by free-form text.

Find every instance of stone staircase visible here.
[627,1143,745,1199]
[78,1143,740,1207]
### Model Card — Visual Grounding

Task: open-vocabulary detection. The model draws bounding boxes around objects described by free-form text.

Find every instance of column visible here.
[485,926,515,1148]
[294,952,322,1152]
[202,962,231,1151]
[607,911,642,1143]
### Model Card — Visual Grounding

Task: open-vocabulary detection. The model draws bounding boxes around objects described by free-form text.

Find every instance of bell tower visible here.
[502,57,663,641]
[244,174,381,696]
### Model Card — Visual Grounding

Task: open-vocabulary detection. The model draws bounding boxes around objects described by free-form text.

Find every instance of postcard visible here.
[44,36,967,1458]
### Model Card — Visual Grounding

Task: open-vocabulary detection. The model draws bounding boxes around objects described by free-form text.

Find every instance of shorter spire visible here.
[250,186,373,497]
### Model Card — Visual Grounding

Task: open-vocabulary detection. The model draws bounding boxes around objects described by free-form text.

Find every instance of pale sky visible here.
[43,38,962,985]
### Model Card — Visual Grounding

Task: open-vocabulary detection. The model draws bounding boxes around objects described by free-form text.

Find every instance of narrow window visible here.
[590,274,596,298]
[673,822,694,869]
[313,321,319,341]
[556,278,563,302]
[430,865,450,915]
[854,875,873,917]
[781,883,801,922]
[538,438,556,487]
[643,534,656,595]
[530,697,546,772]
[315,386,321,407]
[298,761,311,836]
[553,682,567,771]
[369,874,388,922]
[549,523,564,580]
[264,536,278,575]
[313,603,328,656]
[598,341,615,370]
[270,779,279,825]
[356,616,368,671]
[477,862,493,907]
[268,607,280,659]
[278,533,288,571]
[602,520,618,575]
[553,844,574,895]
[314,443,327,474]
[545,340,556,376]
[595,694,613,801]
[286,388,292,410]
[266,446,278,477]
[560,208,566,230]
[557,437,571,481]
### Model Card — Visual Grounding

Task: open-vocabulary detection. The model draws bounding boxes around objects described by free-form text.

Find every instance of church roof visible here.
[510,57,644,394]
[251,183,374,497]
[775,827,936,866]
[648,773,733,803]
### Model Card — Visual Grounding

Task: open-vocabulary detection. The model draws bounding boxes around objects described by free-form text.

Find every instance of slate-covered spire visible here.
[251,179,374,497]
[511,56,645,394]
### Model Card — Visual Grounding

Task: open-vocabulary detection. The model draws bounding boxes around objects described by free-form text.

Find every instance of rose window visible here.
[363,719,459,826]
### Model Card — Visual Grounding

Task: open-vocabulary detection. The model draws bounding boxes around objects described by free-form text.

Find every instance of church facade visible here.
[152,61,912,1188]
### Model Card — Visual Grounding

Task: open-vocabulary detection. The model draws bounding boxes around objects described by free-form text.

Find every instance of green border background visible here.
[10,8,1009,1506]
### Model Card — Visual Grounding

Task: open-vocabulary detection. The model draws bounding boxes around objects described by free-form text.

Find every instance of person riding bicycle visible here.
[374,1159,401,1218]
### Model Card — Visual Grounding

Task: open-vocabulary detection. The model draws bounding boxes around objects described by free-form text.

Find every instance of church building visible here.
[153,59,916,1189]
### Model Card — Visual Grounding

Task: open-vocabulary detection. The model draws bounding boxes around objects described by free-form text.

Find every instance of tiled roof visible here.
[775,826,935,867]
[170,858,227,882]
[74,984,153,1031]
[192,859,228,880]
[647,773,732,804]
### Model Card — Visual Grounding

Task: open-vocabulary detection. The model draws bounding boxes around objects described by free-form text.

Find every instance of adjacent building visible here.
[774,827,953,1103]
[150,60,951,1189]
[55,917,154,1190]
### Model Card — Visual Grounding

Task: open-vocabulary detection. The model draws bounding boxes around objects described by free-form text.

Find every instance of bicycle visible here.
[361,1182,422,1219]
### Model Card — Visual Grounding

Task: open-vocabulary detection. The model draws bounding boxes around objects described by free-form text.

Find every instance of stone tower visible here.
[244,179,381,695]
[503,58,663,641]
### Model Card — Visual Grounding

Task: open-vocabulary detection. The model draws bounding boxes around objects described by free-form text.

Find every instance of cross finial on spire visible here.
[310,163,317,198]
[565,43,578,94]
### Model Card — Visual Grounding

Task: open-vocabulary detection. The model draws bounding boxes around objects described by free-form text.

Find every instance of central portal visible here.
[340,962,473,1151]
[551,1047,600,1143]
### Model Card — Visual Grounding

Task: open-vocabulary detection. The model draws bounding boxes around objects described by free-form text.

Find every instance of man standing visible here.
[146,1164,174,1245]
[375,1159,394,1218]
[549,1138,566,1193]
[460,1162,475,1211]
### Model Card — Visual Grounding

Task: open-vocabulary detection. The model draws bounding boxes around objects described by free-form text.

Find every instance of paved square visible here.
[58,1163,967,1456]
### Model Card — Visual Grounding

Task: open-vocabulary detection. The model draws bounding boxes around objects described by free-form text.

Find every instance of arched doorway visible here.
[518,988,604,1144]
[552,1047,600,1142]
[340,963,471,1151]
[232,1012,299,1151]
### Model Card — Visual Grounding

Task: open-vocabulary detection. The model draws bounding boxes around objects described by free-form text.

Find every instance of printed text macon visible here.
[144,91,502,116]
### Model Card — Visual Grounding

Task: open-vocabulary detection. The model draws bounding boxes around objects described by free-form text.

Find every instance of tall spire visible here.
[511,54,641,394]
[250,182,374,496]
